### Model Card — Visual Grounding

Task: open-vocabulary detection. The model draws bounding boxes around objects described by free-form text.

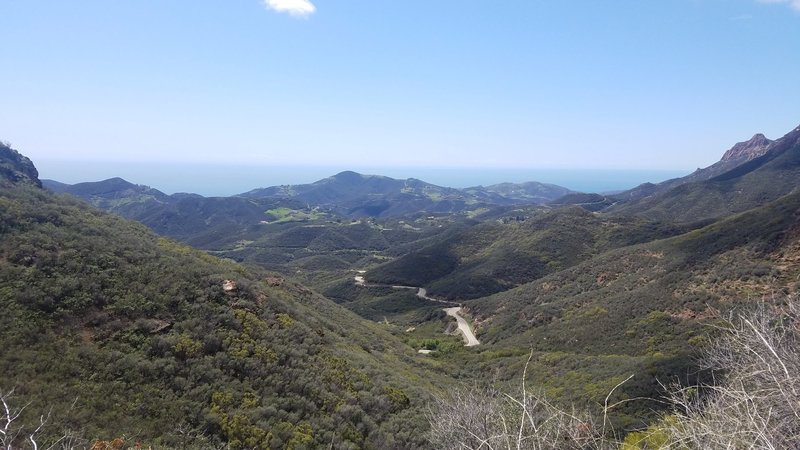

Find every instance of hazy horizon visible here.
[35,160,689,197]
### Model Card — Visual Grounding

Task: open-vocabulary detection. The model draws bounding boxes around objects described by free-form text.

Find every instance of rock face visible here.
[720,133,773,163]
[610,122,800,222]
[0,142,42,188]
[612,131,776,203]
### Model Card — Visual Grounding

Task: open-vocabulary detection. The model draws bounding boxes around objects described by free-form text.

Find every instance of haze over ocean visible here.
[36,160,688,197]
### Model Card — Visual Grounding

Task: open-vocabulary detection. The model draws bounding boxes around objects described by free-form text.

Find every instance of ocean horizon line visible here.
[35,160,690,197]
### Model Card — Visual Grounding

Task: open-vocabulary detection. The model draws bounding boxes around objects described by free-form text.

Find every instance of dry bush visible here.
[0,387,64,450]
[657,298,800,449]
[427,387,608,450]
[427,353,614,450]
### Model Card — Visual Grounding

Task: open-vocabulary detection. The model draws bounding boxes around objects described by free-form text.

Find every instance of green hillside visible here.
[42,177,316,248]
[0,147,451,449]
[367,207,693,300]
[455,190,800,425]
[9,124,800,445]
[241,171,572,218]
[478,188,800,349]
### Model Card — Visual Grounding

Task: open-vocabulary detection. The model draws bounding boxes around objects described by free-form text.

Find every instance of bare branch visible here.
[602,374,634,436]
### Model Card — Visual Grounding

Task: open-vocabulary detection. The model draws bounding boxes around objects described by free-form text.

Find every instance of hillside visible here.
[455,189,800,422]
[42,177,173,217]
[548,192,615,212]
[50,173,572,223]
[0,142,41,188]
[42,177,313,245]
[42,175,476,304]
[0,146,451,448]
[366,207,693,300]
[42,173,574,278]
[241,171,572,218]
[461,181,573,204]
[610,124,800,222]
[475,190,800,348]
[613,132,774,203]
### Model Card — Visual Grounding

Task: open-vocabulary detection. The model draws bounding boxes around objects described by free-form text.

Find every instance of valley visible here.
[5,0,800,447]
[3,121,800,448]
[352,270,479,347]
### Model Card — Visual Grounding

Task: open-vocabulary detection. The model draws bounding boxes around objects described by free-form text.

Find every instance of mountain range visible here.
[608,125,800,221]
[241,170,573,216]
[4,121,800,447]
[44,170,572,222]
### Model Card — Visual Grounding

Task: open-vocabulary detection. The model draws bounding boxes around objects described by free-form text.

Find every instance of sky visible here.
[1,0,799,193]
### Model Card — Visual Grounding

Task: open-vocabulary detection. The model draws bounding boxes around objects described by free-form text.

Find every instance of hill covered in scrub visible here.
[317,122,800,431]
[46,170,573,229]
[612,133,774,204]
[609,124,800,222]
[7,121,800,448]
[365,207,695,300]
[0,143,450,449]
[446,188,800,427]
[241,171,573,218]
[41,176,318,248]
[476,187,800,350]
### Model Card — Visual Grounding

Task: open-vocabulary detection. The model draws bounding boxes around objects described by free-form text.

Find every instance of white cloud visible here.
[757,0,800,12]
[264,0,316,17]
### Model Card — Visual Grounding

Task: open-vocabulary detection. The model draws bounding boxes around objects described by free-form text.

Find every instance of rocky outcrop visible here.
[609,122,800,222]
[222,279,237,293]
[0,142,42,188]
[720,133,773,163]
[612,131,776,203]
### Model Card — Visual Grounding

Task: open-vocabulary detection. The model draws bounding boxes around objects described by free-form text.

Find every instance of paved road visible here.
[444,307,480,346]
[353,272,480,346]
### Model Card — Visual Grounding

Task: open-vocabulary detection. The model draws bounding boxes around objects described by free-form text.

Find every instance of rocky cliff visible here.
[0,141,41,188]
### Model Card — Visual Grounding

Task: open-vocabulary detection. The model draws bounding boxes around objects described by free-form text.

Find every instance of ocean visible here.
[35,160,690,197]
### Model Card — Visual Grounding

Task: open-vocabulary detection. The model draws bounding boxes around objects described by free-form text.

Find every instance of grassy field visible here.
[264,207,326,223]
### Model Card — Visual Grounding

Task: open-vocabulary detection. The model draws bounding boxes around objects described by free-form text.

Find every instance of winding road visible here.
[444,307,481,347]
[354,272,480,347]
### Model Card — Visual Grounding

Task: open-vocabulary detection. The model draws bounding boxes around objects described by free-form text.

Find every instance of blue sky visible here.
[1,0,799,182]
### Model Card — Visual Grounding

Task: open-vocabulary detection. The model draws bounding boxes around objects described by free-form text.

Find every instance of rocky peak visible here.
[720,133,773,163]
[0,142,42,188]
